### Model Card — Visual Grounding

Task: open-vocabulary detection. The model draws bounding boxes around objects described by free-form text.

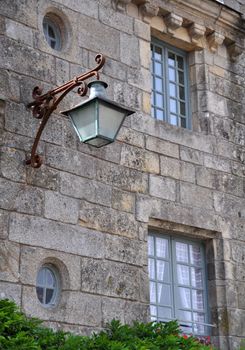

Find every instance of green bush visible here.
[0,299,214,350]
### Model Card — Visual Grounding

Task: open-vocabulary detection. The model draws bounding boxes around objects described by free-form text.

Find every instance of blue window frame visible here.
[148,232,209,335]
[151,39,190,128]
[43,17,62,51]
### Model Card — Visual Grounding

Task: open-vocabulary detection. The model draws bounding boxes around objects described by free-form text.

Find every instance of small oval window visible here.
[43,16,62,50]
[36,266,59,307]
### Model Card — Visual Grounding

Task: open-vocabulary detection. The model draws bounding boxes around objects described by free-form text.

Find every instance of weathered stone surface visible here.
[180,146,204,165]
[113,81,142,111]
[111,188,135,213]
[99,5,133,33]
[58,0,98,18]
[146,135,179,158]
[102,297,125,325]
[105,234,146,266]
[149,174,176,201]
[5,18,34,46]
[81,258,141,300]
[120,32,139,67]
[0,240,19,282]
[9,213,105,258]
[20,246,81,290]
[26,166,60,190]
[60,172,112,207]
[0,209,8,239]
[0,281,21,304]
[180,182,213,210]
[124,301,149,324]
[117,126,145,148]
[0,147,26,182]
[214,192,245,218]
[128,66,151,92]
[44,191,79,224]
[120,144,159,173]
[22,287,102,326]
[134,18,151,40]
[79,201,139,238]
[160,156,181,179]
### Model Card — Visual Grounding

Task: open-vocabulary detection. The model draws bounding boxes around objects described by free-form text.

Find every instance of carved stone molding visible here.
[188,23,206,44]
[227,42,243,62]
[112,0,132,12]
[139,1,159,23]
[164,13,183,35]
[207,31,225,53]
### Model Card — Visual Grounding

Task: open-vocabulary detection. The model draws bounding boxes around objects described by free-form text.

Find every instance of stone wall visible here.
[0,0,245,349]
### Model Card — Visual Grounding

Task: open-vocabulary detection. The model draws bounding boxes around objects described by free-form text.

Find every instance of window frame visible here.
[36,265,60,308]
[151,38,191,129]
[148,231,209,335]
[43,16,62,51]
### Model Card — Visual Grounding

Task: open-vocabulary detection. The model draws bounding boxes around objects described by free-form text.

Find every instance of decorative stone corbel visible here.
[139,1,159,23]
[164,13,183,35]
[188,23,206,44]
[227,42,243,62]
[207,31,225,53]
[112,0,132,12]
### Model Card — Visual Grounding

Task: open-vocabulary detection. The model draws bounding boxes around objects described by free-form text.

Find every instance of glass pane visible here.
[179,85,185,100]
[156,93,164,108]
[178,70,184,85]
[178,287,191,308]
[176,242,189,263]
[192,290,204,310]
[177,56,184,70]
[154,46,162,61]
[156,237,168,258]
[158,306,172,319]
[157,261,170,282]
[156,109,164,120]
[154,62,162,76]
[148,258,155,279]
[46,269,55,287]
[169,83,176,97]
[190,245,202,266]
[150,305,157,316]
[36,286,44,303]
[181,117,186,128]
[45,288,54,304]
[37,269,46,286]
[170,99,177,113]
[178,310,192,333]
[177,265,190,285]
[155,77,163,92]
[48,25,55,39]
[170,114,178,126]
[180,101,186,116]
[193,313,205,335]
[168,67,176,81]
[99,102,126,140]
[150,282,156,303]
[168,52,175,66]
[157,283,171,305]
[191,268,203,288]
[148,236,154,255]
[69,101,96,142]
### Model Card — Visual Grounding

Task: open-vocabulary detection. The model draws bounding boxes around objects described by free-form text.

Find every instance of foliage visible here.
[0,299,215,350]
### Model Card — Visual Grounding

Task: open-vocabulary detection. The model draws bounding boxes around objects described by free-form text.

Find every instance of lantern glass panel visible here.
[98,101,126,140]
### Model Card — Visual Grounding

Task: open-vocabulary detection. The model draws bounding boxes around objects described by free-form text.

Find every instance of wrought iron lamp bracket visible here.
[26,53,105,168]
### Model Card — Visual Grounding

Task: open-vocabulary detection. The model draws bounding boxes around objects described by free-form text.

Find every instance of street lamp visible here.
[26,54,134,168]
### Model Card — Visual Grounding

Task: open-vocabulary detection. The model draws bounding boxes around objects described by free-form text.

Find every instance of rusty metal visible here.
[26,53,105,168]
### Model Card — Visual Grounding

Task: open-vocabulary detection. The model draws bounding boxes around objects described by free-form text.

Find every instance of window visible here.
[43,16,62,50]
[151,40,190,128]
[148,232,208,335]
[36,265,59,307]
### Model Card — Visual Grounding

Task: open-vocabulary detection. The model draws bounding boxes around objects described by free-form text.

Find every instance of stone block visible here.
[0,209,9,239]
[101,56,127,81]
[0,69,20,102]
[231,241,245,263]
[9,213,105,258]
[204,154,231,173]
[180,162,195,183]
[46,144,95,179]
[120,32,139,67]
[124,301,149,324]
[22,287,102,326]
[111,188,135,213]
[55,57,70,86]
[0,0,37,28]
[58,0,98,18]
[149,174,176,201]
[113,81,142,111]
[180,146,204,165]
[5,18,33,46]
[20,245,81,290]
[120,144,159,173]
[102,297,125,326]
[60,172,112,207]
[0,240,20,282]
[78,15,120,60]
[180,182,213,210]
[228,309,245,336]
[0,37,55,83]
[95,159,148,193]
[105,234,146,266]
[134,19,151,41]
[117,126,145,148]
[44,191,79,224]
[26,166,60,191]
[99,5,133,33]
[79,201,139,239]
[81,258,141,300]
[160,156,180,179]
[0,147,26,182]
[78,139,122,164]
[128,66,151,93]
[214,192,245,218]
[146,135,179,158]
[0,281,21,305]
